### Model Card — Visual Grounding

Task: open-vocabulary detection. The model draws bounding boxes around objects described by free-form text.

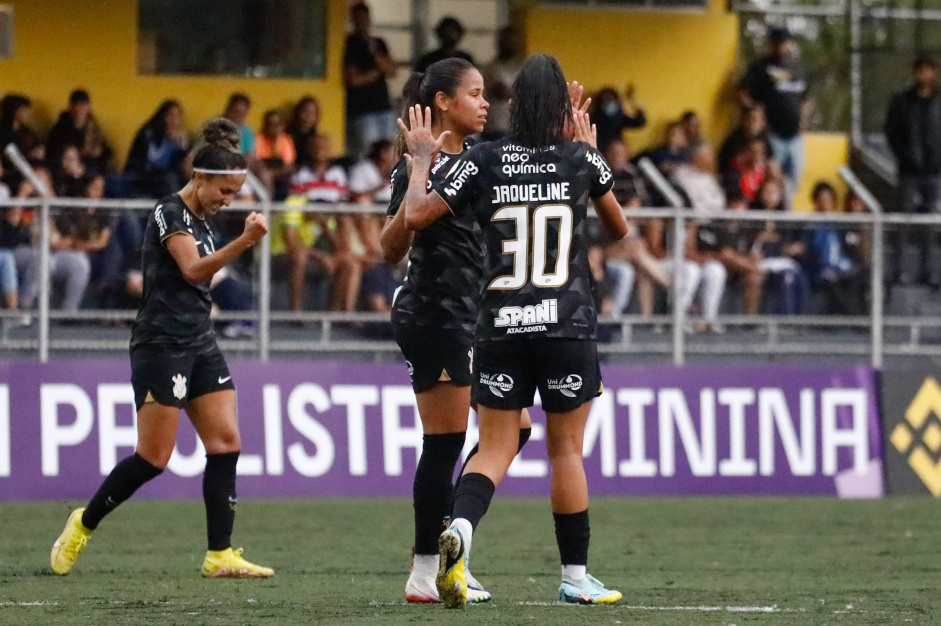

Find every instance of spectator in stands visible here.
[52,145,89,198]
[288,96,321,158]
[885,56,941,283]
[255,109,297,199]
[685,220,729,333]
[291,134,347,203]
[0,95,43,190]
[414,17,475,72]
[640,209,703,326]
[590,85,647,152]
[680,110,703,148]
[719,105,772,176]
[481,26,524,140]
[723,137,778,204]
[46,90,112,174]
[0,171,20,317]
[675,143,726,212]
[348,139,395,204]
[707,193,765,316]
[604,137,650,206]
[125,100,189,198]
[344,2,397,159]
[47,187,112,312]
[739,27,810,201]
[222,93,255,156]
[359,259,406,338]
[648,121,689,177]
[750,180,809,314]
[806,182,867,315]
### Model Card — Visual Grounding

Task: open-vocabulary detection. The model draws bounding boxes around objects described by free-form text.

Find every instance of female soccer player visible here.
[398,54,629,607]
[50,118,273,578]
[380,58,532,604]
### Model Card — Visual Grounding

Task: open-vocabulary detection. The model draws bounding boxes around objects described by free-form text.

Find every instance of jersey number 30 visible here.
[489,204,574,290]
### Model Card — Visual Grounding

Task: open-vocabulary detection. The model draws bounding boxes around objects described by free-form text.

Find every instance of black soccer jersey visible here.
[431,139,614,342]
[131,194,216,349]
[388,147,484,332]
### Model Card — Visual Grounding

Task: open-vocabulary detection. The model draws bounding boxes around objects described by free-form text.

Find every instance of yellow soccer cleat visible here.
[436,527,468,609]
[201,547,274,578]
[50,508,92,575]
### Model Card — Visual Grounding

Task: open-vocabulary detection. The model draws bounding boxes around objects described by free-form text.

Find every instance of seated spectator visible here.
[48,194,111,312]
[590,86,647,151]
[640,210,703,324]
[414,16,475,72]
[603,138,650,206]
[52,145,90,198]
[255,109,297,199]
[648,121,689,177]
[0,95,44,190]
[719,105,772,176]
[46,89,112,174]
[211,266,256,339]
[749,179,809,314]
[358,259,406,338]
[84,175,144,311]
[707,193,765,315]
[288,96,321,157]
[0,174,19,317]
[806,182,867,315]
[680,110,703,148]
[125,100,189,198]
[675,143,726,212]
[291,134,347,203]
[349,139,395,204]
[686,219,729,333]
[723,137,777,203]
[222,93,255,156]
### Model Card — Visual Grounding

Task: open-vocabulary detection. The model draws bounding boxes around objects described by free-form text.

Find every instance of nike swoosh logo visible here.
[218,376,231,384]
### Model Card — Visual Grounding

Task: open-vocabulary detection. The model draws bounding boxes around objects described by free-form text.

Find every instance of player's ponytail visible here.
[192,117,247,175]
[510,54,571,150]
[396,58,475,157]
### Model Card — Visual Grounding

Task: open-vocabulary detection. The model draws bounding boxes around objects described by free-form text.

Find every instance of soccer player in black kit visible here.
[380,57,531,604]
[50,119,274,578]
[398,54,629,607]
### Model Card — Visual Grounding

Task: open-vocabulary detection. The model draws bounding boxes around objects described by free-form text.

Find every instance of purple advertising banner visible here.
[0,361,883,500]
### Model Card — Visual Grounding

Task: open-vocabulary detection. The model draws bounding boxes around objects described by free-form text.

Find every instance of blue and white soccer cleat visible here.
[465,570,492,604]
[558,573,622,605]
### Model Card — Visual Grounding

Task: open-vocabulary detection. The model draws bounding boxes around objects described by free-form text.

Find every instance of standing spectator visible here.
[674,143,726,212]
[46,89,113,174]
[348,139,395,204]
[481,26,524,140]
[125,100,189,198]
[222,93,254,157]
[648,121,689,177]
[288,96,321,157]
[806,182,867,315]
[719,105,772,176]
[738,27,810,200]
[255,109,297,199]
[885,56,941,283]
[680,110,703,148]
[344,2,397,159]
[414,17,475,72]
[590,86,647,152]
[0,95,43,190]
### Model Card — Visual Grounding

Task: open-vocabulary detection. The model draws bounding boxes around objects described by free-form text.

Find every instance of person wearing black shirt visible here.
[739,27,809,200]
[344,2,397,159]
[380,58,530,606]
[46,90,112,175]
[399,54,627,607]
[50,119,273,579]
[414,17,475,73]
[885,56,941,283]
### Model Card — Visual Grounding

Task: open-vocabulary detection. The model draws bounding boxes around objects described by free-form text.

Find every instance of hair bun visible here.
[201,117,241,154]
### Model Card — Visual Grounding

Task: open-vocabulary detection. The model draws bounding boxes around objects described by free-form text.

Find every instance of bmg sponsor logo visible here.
[444,161,479,197]
[888,377,941,495]
[480,372,514,398]
[547,375,583,398]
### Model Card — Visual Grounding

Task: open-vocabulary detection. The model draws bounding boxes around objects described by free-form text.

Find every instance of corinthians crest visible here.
[172,373,187,400]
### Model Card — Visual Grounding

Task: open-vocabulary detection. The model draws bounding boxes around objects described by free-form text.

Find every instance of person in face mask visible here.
[589,84,647,152]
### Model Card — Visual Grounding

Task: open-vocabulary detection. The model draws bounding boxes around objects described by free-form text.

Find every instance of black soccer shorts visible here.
[392,322,474,393]
[130,340,236,409]
[472,337,602,413]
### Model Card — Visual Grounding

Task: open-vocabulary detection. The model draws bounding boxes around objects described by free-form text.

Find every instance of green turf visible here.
[1,497,939,624]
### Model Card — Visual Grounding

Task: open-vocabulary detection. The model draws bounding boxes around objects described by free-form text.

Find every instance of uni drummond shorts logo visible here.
[890,376,941,496]
[480,372,514,398]
[547,375,583,398]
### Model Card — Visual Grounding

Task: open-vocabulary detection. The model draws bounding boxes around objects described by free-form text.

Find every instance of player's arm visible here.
[592,191,629,241]
[398,105,453,231]
[167,212,268,286]
[380,162,414,263]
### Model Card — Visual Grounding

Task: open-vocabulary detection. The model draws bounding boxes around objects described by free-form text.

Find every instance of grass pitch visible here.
[1,497,939,624]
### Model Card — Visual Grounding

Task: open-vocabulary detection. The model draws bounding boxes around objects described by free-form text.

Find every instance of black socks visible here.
[451,473,496,531]
[554,510,590,566]
[413,432,466,555]
[82,453,163,530]
[456,427,532,488]
[204,452,239,551]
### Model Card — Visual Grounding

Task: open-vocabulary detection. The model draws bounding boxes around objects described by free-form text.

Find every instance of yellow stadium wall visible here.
[0,0,348,169]
[519,1,849,210]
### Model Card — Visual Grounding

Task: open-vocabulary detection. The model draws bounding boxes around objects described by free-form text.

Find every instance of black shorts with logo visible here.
[392,322,474,393]
[472,338,602,413]
[130,340,235,409]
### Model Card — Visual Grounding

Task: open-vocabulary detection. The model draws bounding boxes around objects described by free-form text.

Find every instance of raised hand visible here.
[572,106,598,149]
[243,211,269,245]
[396,105,449,162]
